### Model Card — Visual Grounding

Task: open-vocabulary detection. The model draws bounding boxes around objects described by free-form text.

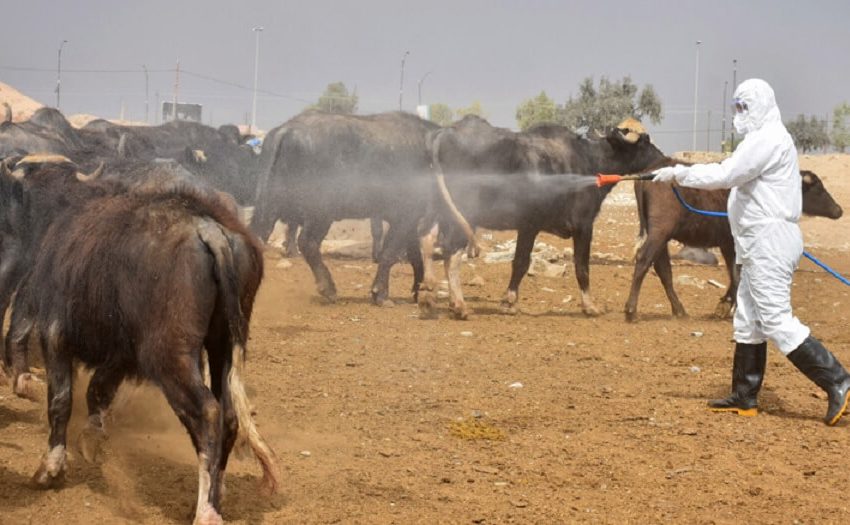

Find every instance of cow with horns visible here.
[0,159,277,524]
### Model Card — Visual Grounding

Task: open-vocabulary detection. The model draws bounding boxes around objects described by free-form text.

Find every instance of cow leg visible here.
[417,223,440,319]
[624,235,662,322]
[204,336,238,509]
[159,354,225,525]
[298,219,337,302]
[6,304,42,400]
[572,226,603,316]
[500,228,538,315]
[32,324,72,489]
[407,236,424,302]
[653,245,687,318]
[0,258,21,369]
[714,243,738,319]
[370,221,411,306]
[283,222,299,258]
[370,217,384,263]
[445,248,469,320]
[77,367,126,463]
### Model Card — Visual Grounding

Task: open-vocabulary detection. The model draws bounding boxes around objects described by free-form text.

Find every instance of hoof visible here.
[193,504,224,525]
[499,302,519,315]
[14,373,45,401]
[449,304,470,321]
[714,300,733,319]
[624,311,639,323]
[582,305,603,317]
[31,449,67,490]
[77,426,107,463]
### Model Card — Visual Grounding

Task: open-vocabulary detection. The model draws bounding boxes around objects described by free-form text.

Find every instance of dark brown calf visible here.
[625,170,843,322]
[4,177,277,524]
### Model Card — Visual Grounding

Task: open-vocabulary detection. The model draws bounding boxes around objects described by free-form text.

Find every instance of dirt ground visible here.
[1,154,849,524]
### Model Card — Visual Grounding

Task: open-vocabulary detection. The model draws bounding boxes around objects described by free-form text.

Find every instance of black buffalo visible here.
[252,110,439,305]
[625,169,844,321]
[419,116,668,319]
[1,163,277,523]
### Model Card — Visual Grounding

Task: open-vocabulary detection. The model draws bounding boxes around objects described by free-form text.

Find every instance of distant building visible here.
[162,102,203,122]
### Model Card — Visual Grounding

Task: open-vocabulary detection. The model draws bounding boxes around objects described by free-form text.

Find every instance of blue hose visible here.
[670,186,850,287]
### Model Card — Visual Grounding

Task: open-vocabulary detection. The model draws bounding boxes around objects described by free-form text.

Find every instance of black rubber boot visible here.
[787,336,850,426]
[708,342,767,417]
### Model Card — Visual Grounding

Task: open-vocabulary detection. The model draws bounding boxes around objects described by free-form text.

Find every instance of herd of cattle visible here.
[0,105,842,523]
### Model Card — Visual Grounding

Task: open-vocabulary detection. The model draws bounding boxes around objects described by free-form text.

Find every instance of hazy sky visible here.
[2,0,848,152]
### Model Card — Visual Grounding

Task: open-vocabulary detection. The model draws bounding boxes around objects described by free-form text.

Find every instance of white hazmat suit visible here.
[653,78,809,354]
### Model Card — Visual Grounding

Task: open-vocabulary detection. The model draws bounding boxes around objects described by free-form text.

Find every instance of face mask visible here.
[733,112,749,135]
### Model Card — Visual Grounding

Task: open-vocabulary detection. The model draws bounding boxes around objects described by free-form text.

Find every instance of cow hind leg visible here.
[282,222,300,258]
[446,249,469,320]
[624,236,664,322]
[407,236,424,303]
[158,353,225,524]
[500,228,538,315]
[370,217,384,264]
[77,367,126,463]
[6,307,43,401]
[32,323,72,489]
[714,244,738,319]
[298,220,337,302]
[370,221,413,306]
[417,223,440,319]
[653,246,687,318]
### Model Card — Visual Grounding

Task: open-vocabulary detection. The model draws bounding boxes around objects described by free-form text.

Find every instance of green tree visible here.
[787,114,830,153]
[429,103,454,126]
[515,91,558,131]
[455,100,487,119]
[831,102,850,153]
[559,76,663,135]
[311,81,358,114]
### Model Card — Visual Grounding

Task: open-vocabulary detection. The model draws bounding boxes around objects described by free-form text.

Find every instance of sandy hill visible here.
[0,81,45,122]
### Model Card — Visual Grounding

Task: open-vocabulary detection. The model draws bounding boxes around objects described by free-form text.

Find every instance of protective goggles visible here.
[733,98,748,113]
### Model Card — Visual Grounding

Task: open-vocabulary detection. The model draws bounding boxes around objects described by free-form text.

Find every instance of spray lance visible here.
[595,172,656,187]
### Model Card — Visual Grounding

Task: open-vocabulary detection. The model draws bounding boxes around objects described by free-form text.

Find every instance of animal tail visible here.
[430,131,479,257]
[197,221,279,495]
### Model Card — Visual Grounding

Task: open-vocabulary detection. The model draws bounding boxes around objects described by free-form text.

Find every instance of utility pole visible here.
[730,59,738,148]
[155,91,160,124]
[172,59,180,121]
[143,64,150,124]
[250,26,264,134]
[398,50,409,111]
[56,39,68,110]
[692,40,701,151]
[721,80,728,152]
[418,71,432,106]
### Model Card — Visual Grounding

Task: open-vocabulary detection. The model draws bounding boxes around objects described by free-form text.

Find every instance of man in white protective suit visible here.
[652,78,850,426]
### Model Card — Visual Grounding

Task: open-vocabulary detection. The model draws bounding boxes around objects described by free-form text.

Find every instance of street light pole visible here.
[142,64,150,124]
[398,50,409,111]
[251,26,264,134]
[692,40,701,151]
[56,39,68,110]
[730,58,738,148]
[418,71,432,106]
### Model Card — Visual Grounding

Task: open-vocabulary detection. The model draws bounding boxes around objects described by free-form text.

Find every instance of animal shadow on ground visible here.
[119,451,284,523]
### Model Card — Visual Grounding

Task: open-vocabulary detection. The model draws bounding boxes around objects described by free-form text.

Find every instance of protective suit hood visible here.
[733,79,782,135]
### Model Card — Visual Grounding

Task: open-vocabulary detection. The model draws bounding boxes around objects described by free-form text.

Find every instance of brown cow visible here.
[625,170,843,322]
[2,165,277,524]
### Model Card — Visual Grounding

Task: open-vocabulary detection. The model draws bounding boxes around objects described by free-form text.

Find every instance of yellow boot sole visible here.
[709,406,758,417]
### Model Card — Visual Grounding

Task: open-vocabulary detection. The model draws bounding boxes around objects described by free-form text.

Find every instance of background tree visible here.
[558,76,662,135]
[515,91,558,131]
[429,103,454,126]
[455,100,487,120]
[787,114,830,153]
[310,81,358,114]
[831,102,850,153]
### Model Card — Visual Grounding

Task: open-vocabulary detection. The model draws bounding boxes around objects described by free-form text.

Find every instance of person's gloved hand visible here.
[652,164,687,183]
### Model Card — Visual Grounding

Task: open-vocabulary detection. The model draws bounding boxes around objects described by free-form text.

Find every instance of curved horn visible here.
[76,162,104,182]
